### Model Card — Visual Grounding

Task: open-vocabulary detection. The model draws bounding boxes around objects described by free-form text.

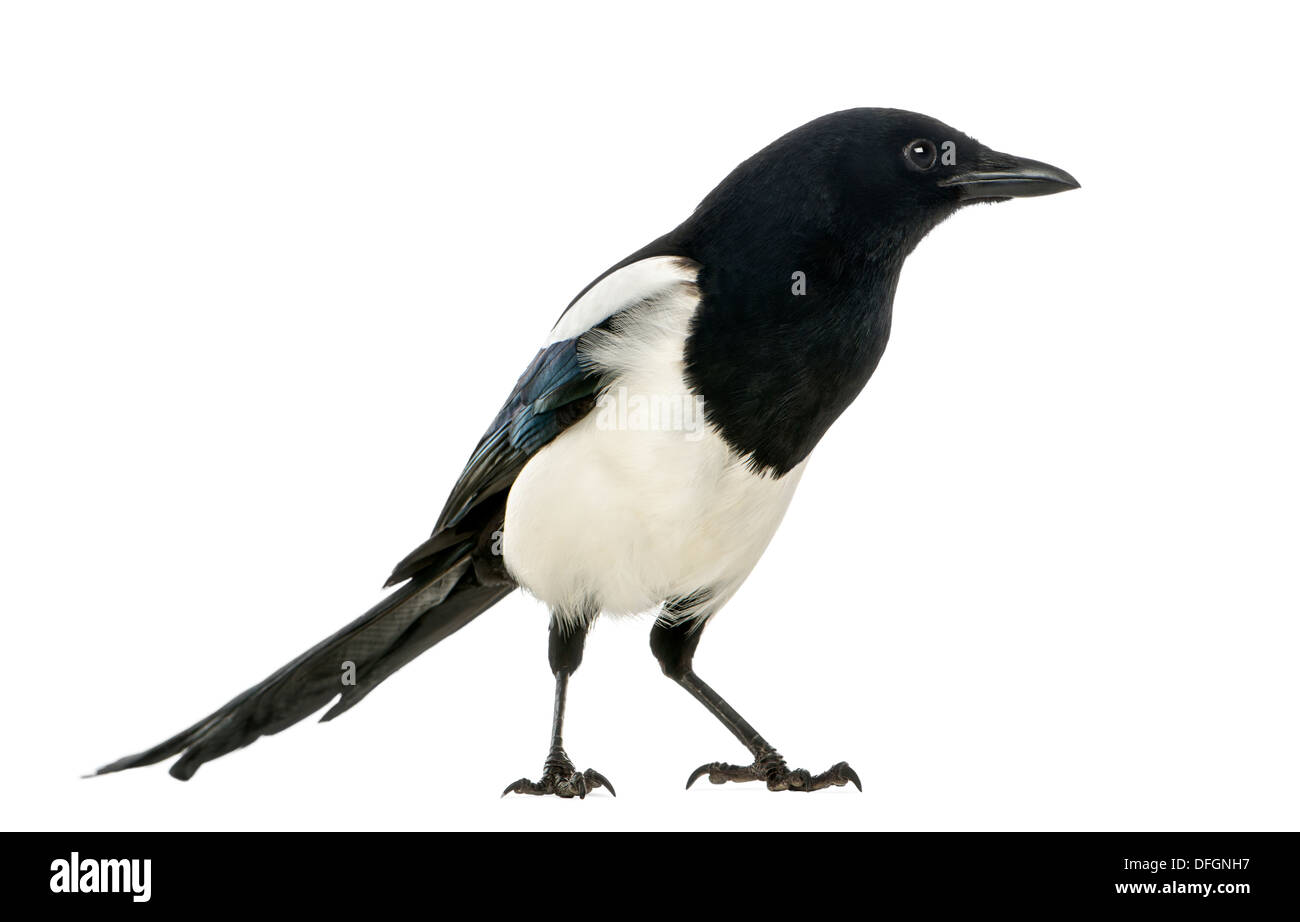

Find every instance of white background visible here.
[3,1,1297,832]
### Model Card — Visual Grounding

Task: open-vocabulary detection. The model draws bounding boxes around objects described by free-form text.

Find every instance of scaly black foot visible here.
[502,748,615,799]
[686,747,861,793]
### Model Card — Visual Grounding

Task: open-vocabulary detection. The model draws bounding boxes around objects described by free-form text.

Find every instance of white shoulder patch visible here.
[547,255,699,345]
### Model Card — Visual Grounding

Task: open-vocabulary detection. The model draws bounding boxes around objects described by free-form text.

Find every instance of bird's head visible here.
[831,108,1079,227]
[685,107,1079,273]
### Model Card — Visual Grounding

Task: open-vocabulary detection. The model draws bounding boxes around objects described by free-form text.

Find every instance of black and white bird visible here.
[97,108,1078,796]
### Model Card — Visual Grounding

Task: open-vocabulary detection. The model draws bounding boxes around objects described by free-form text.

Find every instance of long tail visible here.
[96,538,515,781]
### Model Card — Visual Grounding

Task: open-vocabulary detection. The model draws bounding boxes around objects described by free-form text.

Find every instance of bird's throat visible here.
[683,256,899,476]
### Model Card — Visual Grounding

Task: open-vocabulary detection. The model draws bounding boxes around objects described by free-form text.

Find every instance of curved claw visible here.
[585,769,616,797]
[501,778,533,798]
[836,762,863,792]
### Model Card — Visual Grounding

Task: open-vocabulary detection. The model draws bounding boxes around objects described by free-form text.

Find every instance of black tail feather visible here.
[95,548,514,781]
[321,577,514,721]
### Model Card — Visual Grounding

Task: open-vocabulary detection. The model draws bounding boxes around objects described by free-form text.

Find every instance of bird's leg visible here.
[650,613,861,793]
[502,612,614,799]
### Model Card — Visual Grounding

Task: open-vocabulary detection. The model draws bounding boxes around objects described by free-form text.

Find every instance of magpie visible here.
[97,108,1078,796]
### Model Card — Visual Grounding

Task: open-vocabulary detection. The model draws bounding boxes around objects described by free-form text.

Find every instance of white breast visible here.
[503,258,806,625]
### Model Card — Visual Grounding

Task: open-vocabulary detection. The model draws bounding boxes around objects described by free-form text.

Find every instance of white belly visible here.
[502,288,805,623]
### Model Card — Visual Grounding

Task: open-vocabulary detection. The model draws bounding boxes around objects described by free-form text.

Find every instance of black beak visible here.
[939,150,1080,201]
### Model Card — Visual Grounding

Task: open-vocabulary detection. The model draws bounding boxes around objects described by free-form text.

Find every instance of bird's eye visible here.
[904,138,937,171]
